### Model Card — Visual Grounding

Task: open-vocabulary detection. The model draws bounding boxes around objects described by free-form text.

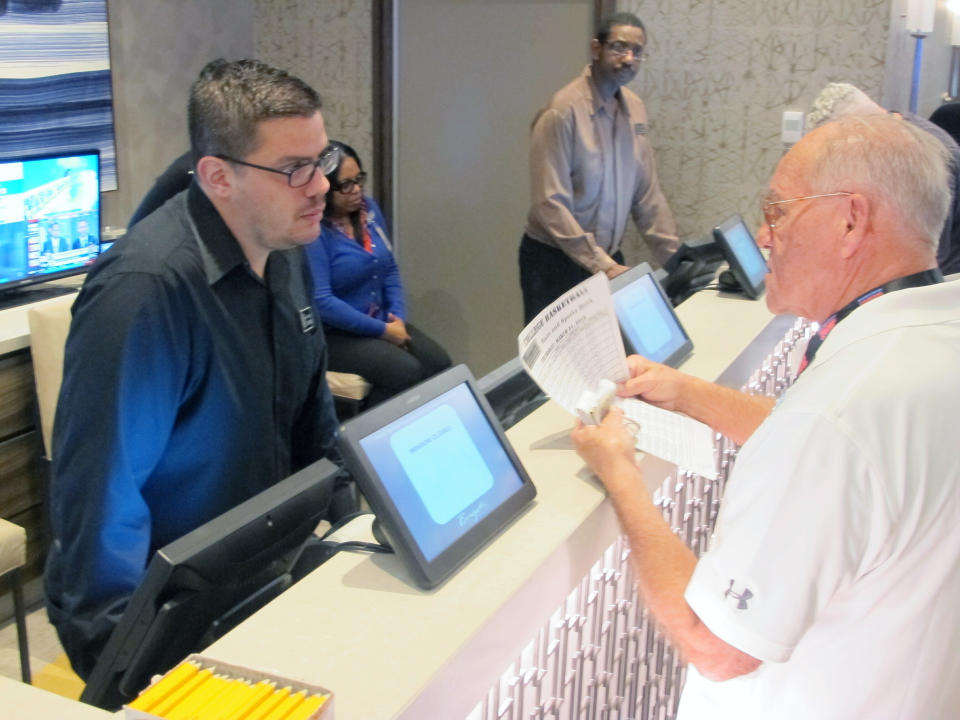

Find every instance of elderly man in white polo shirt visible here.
[572,113,960,719]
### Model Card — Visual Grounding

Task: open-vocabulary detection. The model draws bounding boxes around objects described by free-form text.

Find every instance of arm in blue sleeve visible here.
[365,198,406,319]
[45,273,187,678]
[305,230,387,336]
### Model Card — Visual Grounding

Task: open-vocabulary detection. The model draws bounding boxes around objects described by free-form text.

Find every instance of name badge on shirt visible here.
[298,306,317,334]
[635,122,648,135]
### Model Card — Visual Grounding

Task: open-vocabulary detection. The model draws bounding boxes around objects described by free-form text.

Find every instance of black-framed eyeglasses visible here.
[605,41,648,63]
[762,192,852,230]
[331,171,368,194]
[215,144,340,188]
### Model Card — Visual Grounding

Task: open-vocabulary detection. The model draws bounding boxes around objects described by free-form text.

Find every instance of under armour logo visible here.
[724,579,753,610]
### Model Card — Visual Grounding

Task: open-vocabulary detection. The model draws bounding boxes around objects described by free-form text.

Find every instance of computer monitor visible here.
[338,364,537,589]
[712,214,768,300]
[79,458,339,711]
[610,263,694,367]
[0,150,101,308]
[477,356,547,430]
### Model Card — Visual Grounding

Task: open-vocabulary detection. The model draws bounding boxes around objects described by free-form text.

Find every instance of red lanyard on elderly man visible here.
[797,268,944,375]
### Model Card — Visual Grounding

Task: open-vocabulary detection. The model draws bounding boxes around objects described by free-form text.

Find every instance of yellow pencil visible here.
[232,680,277,719]
[183,675,236,719]
[202,678,248,720]
[127,660,201,712]
[261,689,307,720]
[164,673,228,720]
[245,685,292,720]
[150,667,214,718]
[283,693,329,720]
[210,680,259,720]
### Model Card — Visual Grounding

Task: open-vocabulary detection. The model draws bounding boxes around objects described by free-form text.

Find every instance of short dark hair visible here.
[595,12,645,44]
[324,140,363,207]
[188,58,323,166]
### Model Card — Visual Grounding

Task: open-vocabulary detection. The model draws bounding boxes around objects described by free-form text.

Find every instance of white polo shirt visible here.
[679,280,960,719]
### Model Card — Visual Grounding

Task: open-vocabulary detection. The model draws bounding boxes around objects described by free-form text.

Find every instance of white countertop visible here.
[4,287,776,718]
[201,290,776,719]
[2,676,116,719]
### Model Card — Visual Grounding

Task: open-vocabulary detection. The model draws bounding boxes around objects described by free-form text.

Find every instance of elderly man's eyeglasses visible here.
[605,41,648,62]
[762,192,852,230]
[331,171,368,193]
[215,145,341,188]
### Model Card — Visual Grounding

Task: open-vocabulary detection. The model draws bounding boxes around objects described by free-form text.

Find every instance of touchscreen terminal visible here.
[338,364,536,589]
[610,263,693,367]
[713,214,768,299]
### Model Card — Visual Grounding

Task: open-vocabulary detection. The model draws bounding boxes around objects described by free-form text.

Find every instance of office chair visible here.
[27,294,75,462]
[326,371,372,419]
[0,518,30,683]
[0,294,79,688]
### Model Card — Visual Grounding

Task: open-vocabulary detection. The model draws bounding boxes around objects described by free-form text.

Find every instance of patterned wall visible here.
[254,0,375,192]
[618,0,891,255]
[253,0,892,262]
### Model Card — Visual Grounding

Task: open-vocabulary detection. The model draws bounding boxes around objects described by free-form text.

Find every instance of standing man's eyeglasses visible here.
[605,41,648,63]
[215,145,341,188]
[762,192,852,230]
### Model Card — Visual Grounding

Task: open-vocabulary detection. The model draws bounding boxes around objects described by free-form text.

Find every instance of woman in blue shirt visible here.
[306,141,451,406]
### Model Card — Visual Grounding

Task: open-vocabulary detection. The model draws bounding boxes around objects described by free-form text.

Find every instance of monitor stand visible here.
[0,283,78,312]
[717,269,747,295]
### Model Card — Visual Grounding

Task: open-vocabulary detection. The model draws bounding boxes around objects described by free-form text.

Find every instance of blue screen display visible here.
[0,152,101,286]
[724,221,767,288]
[613,273,687,363]
[358,382,525,562]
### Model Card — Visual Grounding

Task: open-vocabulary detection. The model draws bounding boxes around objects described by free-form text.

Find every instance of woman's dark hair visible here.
[324,140,363,207]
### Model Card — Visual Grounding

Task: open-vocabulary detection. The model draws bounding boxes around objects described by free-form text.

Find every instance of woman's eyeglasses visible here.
[331,171,368,193]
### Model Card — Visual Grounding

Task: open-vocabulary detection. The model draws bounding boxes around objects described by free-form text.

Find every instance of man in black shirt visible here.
[45,59,349,678]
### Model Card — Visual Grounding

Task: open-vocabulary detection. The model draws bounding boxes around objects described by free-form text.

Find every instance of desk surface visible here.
[2,676,116,719]
[2,288,775,718]
[202,289,776,719]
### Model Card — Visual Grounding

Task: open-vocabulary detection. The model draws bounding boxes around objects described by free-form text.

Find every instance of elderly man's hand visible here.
[619,355,688,411]
[571,407,638,484]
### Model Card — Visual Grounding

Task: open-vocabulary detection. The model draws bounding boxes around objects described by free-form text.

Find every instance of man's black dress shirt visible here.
[45,183,342,678]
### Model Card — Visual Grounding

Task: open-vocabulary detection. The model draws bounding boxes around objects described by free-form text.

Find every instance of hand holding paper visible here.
[518,273,718,479]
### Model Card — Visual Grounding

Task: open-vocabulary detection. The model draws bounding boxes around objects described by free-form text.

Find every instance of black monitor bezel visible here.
[0,149,102,294]
[712,214,767,300]
[338,364,537,590]
[79,457,338,710]
[477,356,547,430]
[609,263,694,367]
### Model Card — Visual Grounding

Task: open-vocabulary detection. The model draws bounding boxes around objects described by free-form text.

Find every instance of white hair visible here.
[807,114,950,248]
[807,83,884,129]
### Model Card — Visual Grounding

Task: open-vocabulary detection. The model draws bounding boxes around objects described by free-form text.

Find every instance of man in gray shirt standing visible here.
[519,11,679,323]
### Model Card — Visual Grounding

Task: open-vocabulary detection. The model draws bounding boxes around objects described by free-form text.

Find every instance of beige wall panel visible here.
[395,0,594,376]
[101,0,256,230]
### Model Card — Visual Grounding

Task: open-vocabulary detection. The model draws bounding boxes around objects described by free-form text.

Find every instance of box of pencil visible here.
[124,654,333,720]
